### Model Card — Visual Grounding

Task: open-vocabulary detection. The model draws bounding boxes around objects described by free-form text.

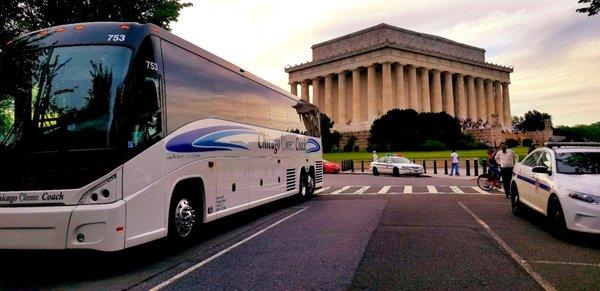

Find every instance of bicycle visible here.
[477,172,503,191]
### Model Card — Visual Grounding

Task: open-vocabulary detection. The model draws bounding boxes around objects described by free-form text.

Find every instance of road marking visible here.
[529,260,600,267]
[150,207,309,291]
[354,186,370,194]
[330,186,351,195]
[403,186,412,194]
[449,186,464,194]
[427,186,438,194]
[458,202,555,291]
[314,187,330,194]
[471,186,490,195]
[378,186,392,194]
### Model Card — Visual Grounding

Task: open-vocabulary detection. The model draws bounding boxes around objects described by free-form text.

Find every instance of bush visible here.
[353,145,360,152]
[343,135,357,152]
[420,139,446,151]
[522,138,534,147]
[505,138,519,148]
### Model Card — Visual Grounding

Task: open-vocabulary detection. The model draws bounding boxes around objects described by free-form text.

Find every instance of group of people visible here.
[461,118,489,130]
[450,144,519,198]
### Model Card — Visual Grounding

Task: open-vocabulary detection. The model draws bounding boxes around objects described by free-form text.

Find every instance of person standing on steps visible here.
[450,149,460,176]
[495,143,519,199]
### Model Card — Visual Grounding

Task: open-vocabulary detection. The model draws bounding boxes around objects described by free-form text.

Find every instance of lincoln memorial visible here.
[285,23,514,142]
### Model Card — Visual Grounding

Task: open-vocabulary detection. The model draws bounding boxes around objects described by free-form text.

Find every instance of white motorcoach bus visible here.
[0,22,322,251]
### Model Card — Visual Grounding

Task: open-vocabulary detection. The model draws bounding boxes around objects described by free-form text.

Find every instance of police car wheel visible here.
[548,196,567,237]
[510,183,525,216]
[372,167,379,176]
[393,167,400,177]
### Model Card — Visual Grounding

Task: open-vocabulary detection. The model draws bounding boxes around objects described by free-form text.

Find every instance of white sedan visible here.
[371,156,424,177]
[510,142,600,236]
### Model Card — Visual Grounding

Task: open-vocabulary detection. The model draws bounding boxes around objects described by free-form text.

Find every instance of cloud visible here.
[172,0,600,126]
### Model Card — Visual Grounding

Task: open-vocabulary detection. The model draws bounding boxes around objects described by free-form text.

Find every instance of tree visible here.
[319,113,341,153]
[554,122,600,142]
[577,0,600,16]
[368,109,466,151]
[0,0,192,45]
[515,110,552,131]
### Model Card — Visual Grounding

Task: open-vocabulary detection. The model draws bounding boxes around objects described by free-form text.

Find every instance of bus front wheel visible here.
[168,194,200,242]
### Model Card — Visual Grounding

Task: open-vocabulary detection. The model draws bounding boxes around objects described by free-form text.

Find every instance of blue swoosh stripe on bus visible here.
[166,125,257,153]
[306,138,321,153]
[192,129,256,150]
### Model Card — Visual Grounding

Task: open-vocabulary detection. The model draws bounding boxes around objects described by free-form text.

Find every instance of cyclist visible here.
[487,148,501,187]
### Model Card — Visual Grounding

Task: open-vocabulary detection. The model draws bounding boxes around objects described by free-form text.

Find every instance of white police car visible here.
[371,155,424,177]
[510,142,600,235]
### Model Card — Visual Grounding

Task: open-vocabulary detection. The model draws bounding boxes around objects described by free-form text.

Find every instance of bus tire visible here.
[167,183,203,243]
[298,170,315,200]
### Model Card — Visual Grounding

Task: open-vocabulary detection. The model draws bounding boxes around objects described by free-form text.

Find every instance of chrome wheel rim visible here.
[174,199,195,238]
[307,175,315,195]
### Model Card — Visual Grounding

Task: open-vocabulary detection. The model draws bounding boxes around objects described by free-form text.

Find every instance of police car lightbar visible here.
[545,142,600,148]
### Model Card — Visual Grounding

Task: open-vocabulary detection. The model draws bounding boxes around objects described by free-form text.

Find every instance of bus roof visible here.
[11,21,306,107]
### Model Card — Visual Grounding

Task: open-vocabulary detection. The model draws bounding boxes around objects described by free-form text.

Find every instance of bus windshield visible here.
[0,45,132,152]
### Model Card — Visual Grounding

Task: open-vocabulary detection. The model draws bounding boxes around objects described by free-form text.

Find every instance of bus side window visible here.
[129,36,163,149]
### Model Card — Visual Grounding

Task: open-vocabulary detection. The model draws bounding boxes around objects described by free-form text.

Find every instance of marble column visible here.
[502,82,511,127]
[456,73,467,120]
[290,82,298,96]
[367,64,377,121]
[485,79,494,124]
[395,64,406,109]
[467,76,477,120]
[431,70,442,112]
[408,65,419,111]
[337,71,347,124]
[443,71,454,117]
[324,74,333,118]
[382,62,393,114]
[420,67,431,112]
[352,68,361,123]
[494,81,504,126]
[476,78,486,122]
[312,77,321,107]
[300,80,309,102]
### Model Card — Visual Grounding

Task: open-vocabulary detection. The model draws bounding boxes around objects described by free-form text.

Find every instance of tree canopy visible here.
[577,0,600,16]
[513,110,552,131]
[368,109,477,151]
[320,113,341,153]
[554,122,600,142]
[0,0,192,44]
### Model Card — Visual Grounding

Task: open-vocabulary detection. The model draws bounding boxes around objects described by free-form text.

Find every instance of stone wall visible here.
[311,24,486,63]
[339,130,370,151]
[466,128,554,146]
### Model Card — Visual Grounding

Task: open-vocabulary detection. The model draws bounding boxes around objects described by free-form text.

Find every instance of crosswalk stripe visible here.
[404,186,412,194]
[330,186,351,195]
[314,187,330,194]
[354,186,370,194]
[427,186,438,194]
[378,186,392,194]
[449,186,464,194]
[471,186,490,195]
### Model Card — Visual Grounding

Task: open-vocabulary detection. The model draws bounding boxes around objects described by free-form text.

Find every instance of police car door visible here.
[531,150,554,214]
[515,151,541,207]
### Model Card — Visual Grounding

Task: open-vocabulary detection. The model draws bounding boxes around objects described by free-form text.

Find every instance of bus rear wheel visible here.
[299,172,315,200]
[168,195,200,242]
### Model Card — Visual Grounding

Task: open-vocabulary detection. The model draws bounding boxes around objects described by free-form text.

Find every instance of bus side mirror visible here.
[142,79,159,112]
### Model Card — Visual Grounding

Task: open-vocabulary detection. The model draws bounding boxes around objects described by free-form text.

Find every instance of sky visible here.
[171,0,599,126]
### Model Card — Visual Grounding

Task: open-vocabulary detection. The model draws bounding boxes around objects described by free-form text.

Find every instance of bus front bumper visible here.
[0,200,126,252]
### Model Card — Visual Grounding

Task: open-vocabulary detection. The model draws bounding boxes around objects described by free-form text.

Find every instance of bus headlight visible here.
[568,191,600,204]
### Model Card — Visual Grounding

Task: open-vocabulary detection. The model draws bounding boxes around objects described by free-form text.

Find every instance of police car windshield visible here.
[556,152,600,175]
[389,157,411,163]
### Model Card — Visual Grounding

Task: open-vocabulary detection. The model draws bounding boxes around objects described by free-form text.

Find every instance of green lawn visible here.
[323,147,529,161]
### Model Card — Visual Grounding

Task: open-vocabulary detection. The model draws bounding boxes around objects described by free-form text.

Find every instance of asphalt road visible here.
[1,173,600,290]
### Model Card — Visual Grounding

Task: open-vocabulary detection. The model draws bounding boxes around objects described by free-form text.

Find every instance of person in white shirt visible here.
[450,149,460,176]
[495,143,519,198]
